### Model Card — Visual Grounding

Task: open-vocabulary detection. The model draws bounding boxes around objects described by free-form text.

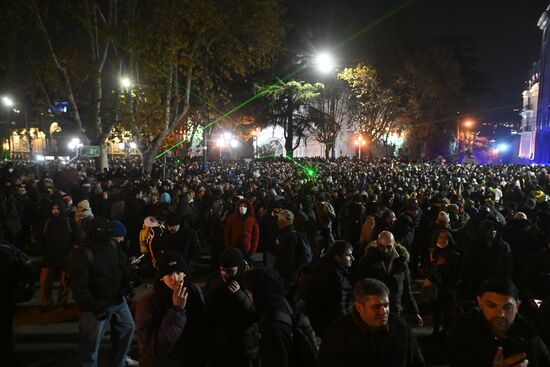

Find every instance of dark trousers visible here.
[0,304,18,366]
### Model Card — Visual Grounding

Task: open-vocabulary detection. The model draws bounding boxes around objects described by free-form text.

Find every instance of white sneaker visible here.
[125,356,139,366]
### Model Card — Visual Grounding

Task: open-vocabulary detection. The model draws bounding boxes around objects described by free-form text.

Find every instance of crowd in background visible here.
[0,156,549,366]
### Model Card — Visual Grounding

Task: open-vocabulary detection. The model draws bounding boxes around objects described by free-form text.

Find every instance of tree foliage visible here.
[307,82,350,159]
[338,63,404,143]
[6,0,283,171]
[258,80,323,158]
[117,0,285,172]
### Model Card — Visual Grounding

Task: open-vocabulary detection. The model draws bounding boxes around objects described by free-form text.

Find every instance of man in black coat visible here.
[352,231,423,327]
[448,277,550,367]
[204,247,258,367]
[306,240,354,337]
[318,278,425,367]
[460,220,514,300]
[69,216,136,367]
[158,213,201,266]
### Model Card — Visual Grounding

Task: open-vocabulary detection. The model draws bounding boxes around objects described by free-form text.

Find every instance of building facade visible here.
[519,62,540,160]
[535,5,550,164]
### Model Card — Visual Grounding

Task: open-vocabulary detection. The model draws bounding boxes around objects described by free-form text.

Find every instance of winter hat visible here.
[157,251,188,277]
[220,247,243,268]
[110,220,127,237]
[165,213,181,226]
[77,200,91,210]
[160,192,171,204]
[89,216,114,239]
[437,211,450,225]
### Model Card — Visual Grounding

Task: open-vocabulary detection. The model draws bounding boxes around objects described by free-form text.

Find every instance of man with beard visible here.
[318,278,425,367]
[448,277,550,367]
[352,231,423,327]
[204,247,258,367]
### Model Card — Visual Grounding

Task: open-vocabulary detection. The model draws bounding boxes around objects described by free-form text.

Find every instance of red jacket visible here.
[224,199,259,255]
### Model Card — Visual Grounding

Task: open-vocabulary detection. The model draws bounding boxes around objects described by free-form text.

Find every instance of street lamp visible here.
[217,132,239,159]
[1,96,14,108]
[120,77,133,89]
[250,127,261,158]
[314,51,335,74]
[354,135,367,159]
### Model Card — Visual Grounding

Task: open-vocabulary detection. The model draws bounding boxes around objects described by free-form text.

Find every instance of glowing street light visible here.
[68,137,83,150]
[463,120,474,128]
[1,96,14,108]
[354,135,367,159]
[314,52,335,74]
[120,77,133,89]
[496,143,508,152]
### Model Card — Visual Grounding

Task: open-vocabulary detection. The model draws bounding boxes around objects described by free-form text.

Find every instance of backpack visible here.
[0,242,35,303]
[294,231,313,266]
[271,298,318,367]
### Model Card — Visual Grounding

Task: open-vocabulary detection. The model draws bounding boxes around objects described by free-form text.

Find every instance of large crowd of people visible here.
[1,156,549,366]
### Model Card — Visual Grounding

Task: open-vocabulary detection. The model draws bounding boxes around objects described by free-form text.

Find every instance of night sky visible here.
[286,0,549,125]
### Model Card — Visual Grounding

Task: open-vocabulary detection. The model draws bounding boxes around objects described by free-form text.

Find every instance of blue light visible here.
[497,143,508,152]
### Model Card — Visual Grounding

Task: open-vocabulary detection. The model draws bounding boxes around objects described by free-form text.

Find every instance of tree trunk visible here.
[141,149,156,175]
[325,145,330,159]
[95,144,108,171]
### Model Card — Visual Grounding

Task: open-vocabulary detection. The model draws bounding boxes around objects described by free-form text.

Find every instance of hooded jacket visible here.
[352,242,419,315]
[224,199,259,255]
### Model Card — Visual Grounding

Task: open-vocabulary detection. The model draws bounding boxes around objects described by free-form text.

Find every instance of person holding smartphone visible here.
[448,277,550,367]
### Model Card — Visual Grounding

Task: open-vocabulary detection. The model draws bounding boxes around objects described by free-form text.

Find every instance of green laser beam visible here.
[155,66,306,158]
[156,0,417,159]
[334,0,417,51]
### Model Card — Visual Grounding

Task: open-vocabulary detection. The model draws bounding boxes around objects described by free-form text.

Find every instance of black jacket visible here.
[135,281,206,367]
[203,271,258,364]
[275,225,301,286]
[460,221,514,300]
[306,257,353,337]
[448,310,550,367]
[69,239,133,313]
[318,311,425,367]
[42,213,81,269]
[157,226,201,265]
[352,243,419,315]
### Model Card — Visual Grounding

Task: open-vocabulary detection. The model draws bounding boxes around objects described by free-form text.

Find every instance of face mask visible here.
[239,207,248,215]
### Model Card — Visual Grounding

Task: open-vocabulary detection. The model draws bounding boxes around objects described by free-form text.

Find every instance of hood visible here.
[479,219,502,243]
[235,198,255,217]
[364,240,410,262]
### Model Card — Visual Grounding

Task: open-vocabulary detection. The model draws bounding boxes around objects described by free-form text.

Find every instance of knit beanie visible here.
[220,247,243,268]
[110,220,127,237]
[157,251,188,277]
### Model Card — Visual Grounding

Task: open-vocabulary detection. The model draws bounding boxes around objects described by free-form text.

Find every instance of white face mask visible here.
[239,207,248,215]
